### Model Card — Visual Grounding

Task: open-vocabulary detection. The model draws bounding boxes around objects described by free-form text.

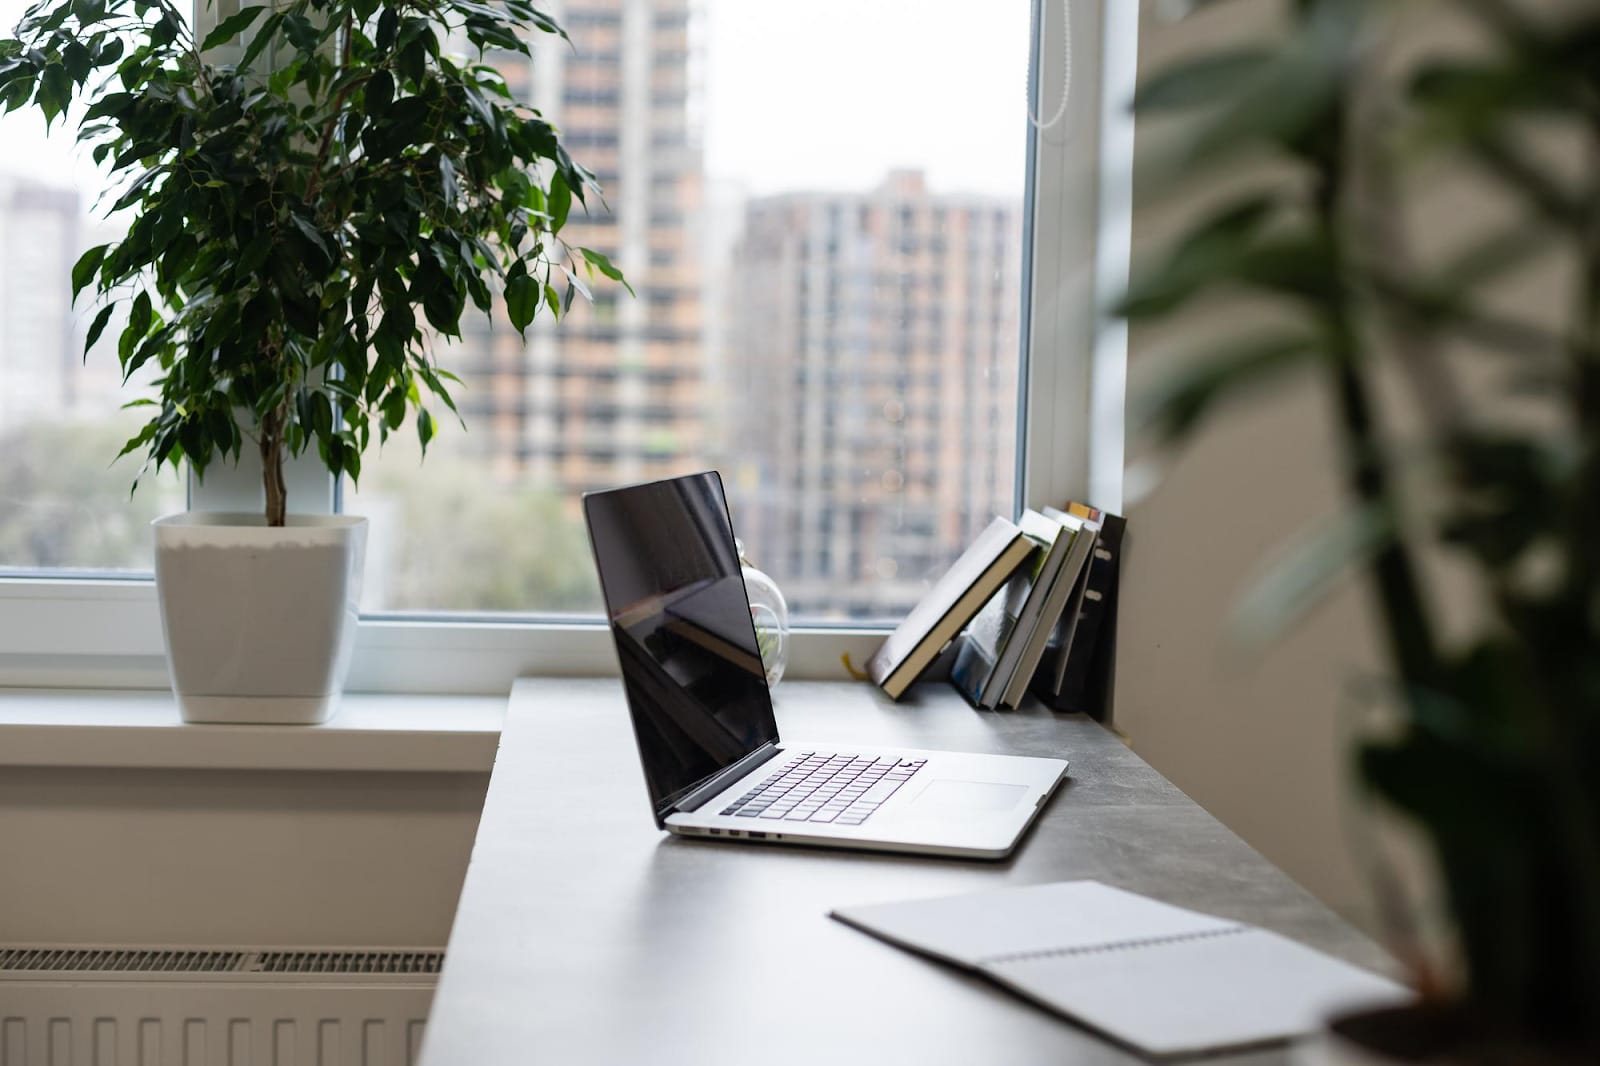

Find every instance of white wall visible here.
[0,768,486,947]
[1111,0,1386,926]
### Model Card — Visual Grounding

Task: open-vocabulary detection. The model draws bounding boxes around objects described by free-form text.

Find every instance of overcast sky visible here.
[0,0,1031,202]
[701,0,1029,198]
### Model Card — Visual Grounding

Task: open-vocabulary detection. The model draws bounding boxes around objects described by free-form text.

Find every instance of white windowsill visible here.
[0,689,506,773]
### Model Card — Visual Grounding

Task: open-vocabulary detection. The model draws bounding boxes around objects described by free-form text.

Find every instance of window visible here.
[0,0,1132,691]
[347,0,1039,625]
[0,0,184,579]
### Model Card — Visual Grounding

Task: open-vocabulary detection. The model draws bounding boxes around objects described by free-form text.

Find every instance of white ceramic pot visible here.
[152,513,367,724]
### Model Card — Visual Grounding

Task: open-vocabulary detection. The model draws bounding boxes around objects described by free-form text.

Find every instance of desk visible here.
[420,678,1389,1065]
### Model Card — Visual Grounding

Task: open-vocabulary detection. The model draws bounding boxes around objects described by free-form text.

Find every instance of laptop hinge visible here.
[673,741,784,814]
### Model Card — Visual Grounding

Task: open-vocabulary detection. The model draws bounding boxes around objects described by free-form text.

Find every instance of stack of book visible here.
[863,505,1125,712]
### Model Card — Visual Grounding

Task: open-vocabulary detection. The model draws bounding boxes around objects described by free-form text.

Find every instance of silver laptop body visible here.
[583,471,1068,860]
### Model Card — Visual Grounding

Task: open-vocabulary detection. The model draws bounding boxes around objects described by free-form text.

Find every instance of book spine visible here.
[1038,513,1125,716]
[1000,542,1089,709]
[982,533,1070,708]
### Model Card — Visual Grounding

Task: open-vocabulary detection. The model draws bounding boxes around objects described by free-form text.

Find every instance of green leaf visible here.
[423,285,464,335]
[1135,48,1272,111]
[282,13,318,53]
[580,248,633,296]
[1135,331,1322,443]
[364,69,393,117]
[398,38,425,87]
[83,303,115,355]
[128,290,152,339]
[1118,196,1280,319]
[289,213,333,266]
[62,41,90,84]
[239,11,284,69]
[71,243,107,302]
[417,406,435,454]
[341,438,361,483]
[200,5,267,51]
[382,386,406,429]
[547,170,571,231]
[505,273,538,333]
[376,7,399,50]
[560,265,591,303]
[115,422,158,461]
[439,153,458,205]
[38,62,71,125]
[111,166,162,212]
[1233,504,1392,649]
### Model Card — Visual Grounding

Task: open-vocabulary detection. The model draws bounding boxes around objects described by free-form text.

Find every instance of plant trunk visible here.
[1314,82,1440,693]
[260,404,288,527]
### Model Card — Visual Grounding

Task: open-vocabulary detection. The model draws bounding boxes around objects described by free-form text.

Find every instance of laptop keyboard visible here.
[718,752,927,826]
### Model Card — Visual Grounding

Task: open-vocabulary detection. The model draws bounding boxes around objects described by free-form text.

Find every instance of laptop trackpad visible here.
[910,780,1027,816]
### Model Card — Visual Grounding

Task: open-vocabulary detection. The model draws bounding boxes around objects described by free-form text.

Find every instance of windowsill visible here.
[0,689,505,773]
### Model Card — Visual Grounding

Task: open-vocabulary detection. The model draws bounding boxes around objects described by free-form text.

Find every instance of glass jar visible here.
[736,539,789,687]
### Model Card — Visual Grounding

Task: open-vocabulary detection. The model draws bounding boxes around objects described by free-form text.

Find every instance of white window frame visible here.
[0,0,1137,697]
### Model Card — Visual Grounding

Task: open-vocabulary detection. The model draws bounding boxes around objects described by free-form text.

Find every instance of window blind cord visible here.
[1027,0,1072,131]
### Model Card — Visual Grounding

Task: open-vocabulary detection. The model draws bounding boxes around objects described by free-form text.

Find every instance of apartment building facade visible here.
[0,178,79,433]
[726,170,1023,620]
[449,0,704,494]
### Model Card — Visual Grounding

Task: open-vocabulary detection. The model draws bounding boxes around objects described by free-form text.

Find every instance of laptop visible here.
[582,470,1068,860]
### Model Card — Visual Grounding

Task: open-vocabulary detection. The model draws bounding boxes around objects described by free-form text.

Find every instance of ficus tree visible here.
[0,0,628,525]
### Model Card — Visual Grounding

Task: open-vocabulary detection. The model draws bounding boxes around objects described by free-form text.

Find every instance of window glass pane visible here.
[349,0,1029,621]
[0,0,183,575]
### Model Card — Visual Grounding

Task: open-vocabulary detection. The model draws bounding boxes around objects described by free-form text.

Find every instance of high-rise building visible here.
[446,0,703,493]
[724,171,1023,620]
[0,177,77,432]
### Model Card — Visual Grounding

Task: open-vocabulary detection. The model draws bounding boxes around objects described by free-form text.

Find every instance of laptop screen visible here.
[583,471,779,826]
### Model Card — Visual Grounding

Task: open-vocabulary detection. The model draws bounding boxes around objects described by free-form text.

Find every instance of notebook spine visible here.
[981,925,1245,966]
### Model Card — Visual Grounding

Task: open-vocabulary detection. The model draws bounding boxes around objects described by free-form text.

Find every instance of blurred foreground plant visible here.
[1130,0,1600,1053]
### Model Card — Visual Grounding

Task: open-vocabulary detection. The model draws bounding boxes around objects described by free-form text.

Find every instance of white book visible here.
[831,881,1411,1059]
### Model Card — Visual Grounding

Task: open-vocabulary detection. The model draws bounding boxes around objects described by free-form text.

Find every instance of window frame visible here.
[0,0,1137,696]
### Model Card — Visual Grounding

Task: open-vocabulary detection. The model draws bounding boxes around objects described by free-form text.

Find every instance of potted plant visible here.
[0,0,626,722]
[1128,0,1599,1060]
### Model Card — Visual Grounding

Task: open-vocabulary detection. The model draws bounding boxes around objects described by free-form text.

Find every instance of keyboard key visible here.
[858,781,901,805]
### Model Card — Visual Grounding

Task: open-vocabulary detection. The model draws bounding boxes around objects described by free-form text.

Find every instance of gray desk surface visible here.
[420,678,1389,1066]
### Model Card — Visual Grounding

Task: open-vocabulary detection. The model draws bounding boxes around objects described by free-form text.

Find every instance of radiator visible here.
[0,947,441,1066]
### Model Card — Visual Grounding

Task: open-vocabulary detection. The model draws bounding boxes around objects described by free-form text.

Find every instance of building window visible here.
[1,0,1099,645]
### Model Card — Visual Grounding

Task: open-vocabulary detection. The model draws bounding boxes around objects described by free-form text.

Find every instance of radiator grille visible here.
[0,946,443,976]
[255,951,444,975]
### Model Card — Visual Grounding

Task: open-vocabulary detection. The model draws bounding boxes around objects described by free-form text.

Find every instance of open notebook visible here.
[831,881,1411,1059]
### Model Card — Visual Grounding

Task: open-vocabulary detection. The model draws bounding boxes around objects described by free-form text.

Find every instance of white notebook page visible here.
[832,881,1411,1058]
